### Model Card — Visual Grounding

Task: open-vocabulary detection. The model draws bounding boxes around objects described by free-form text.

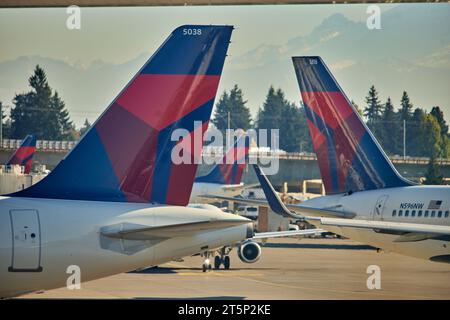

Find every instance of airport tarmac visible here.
[20,238,450,300]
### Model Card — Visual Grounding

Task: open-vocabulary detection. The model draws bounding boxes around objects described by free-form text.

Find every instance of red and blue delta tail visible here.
[6,134,37,174]
[12,25,233,205]
[292,56,413,195]
[195,135,250,185]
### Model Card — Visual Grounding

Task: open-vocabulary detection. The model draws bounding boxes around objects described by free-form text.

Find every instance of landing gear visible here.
[223,255,230,270]
[214,256,221,270]
[202,247,232,271]
[202,260,212,272]
[202,252,212,272]
[211,247,232,270]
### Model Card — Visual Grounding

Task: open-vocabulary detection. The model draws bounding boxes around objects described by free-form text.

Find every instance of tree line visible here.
[361,86,449,160]
[213,84,449,160]
[0,66,448,183]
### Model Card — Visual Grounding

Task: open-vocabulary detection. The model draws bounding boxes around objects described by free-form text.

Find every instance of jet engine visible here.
[237,241,261,263]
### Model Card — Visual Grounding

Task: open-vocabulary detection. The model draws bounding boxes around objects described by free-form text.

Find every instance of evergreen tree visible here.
[364,85,382,139]
[379,97,401,155]
[364,85,382,122]
[257,87,311,152]
[10,65,73,140]
[80,118,92,137]
[430,106,448,136]
[423,155,444,185]
[256,87,284,150]
[430,106,449,158]
[212,85,252,135]
[409,108,426,157]
[422,114,442,159]
[399,91,413,121]
[256,87,283,130]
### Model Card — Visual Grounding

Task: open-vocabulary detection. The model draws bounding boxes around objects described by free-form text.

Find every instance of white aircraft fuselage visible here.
[0,196,250,298]
[303,185,450,261]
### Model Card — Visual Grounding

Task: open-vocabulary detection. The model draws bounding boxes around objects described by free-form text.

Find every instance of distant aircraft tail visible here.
[11,25,233,205]
[6,134,36,174]
[195,135,250,185]
[292,56,413,194]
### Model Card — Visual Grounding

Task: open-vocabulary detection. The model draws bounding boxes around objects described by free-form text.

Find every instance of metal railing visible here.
[1,139,76,152]
[1,139,449,165]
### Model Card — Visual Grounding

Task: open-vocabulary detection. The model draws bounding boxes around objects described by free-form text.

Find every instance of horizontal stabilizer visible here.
[221,182,259,192]
[253,229,325,239]
[101,219,249,240]
[201,194,353,219]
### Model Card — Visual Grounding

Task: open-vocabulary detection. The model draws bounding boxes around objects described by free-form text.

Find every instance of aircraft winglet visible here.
[252,164,297,218]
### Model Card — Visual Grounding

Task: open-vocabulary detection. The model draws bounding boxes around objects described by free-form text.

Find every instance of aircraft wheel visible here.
[223,256,230,270]
[214,256,222,269]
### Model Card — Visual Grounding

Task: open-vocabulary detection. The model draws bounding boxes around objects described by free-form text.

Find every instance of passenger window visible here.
[431,211,436,217]
[405,210,409,217]
[398,210,403,217]
[411,210,416,217]
[445,211,449,218]
[418,210,423,217]
[392,210,396,217]
[438,211,442,218]
[425,210,429,217]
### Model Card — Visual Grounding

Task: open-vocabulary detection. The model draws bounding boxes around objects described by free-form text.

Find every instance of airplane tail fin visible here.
[292,56,413,194]
[11,25,233,205]
[195,134,250,185]
[6,134,37,174]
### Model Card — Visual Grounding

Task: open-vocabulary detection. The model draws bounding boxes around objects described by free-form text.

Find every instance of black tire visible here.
[223,256,230,270]
[202,264,207,272]
[214,256,221,269]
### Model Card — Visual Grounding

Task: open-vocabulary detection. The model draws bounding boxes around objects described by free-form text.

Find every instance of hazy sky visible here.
[0,5,392,65]
[0,4,449,127]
